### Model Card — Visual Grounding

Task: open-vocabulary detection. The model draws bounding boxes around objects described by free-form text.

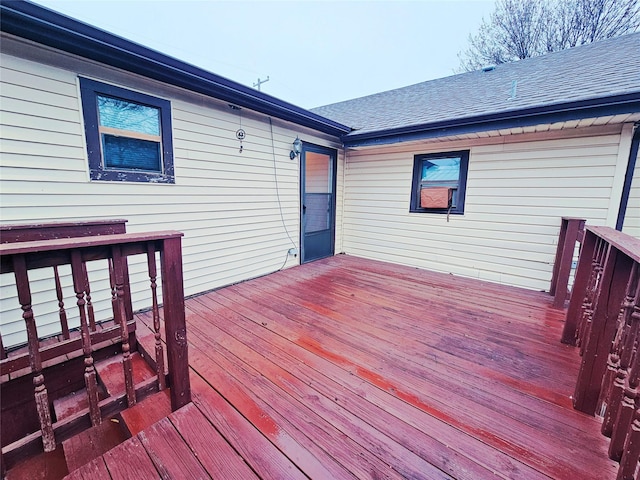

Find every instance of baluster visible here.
[610,336,640,461]
[53,265,70,339]
[147,242,166,390]
[82,262,96,332]
[109,258,117,325]
[617,407,640,480]
[112,245,135,407]
[12,254,55,452]
[602,264,640,435]
[578,237,607,352]
[70,251,101,427]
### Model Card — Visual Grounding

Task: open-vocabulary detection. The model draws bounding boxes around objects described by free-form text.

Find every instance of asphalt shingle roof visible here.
[311,33,640,137]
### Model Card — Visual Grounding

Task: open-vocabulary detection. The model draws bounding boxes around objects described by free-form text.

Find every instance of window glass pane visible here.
[421,157,461,183]
[97,95,160,135]
[102,135,161,172]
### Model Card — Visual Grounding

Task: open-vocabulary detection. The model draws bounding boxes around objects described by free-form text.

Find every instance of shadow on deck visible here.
[65,255,617,479]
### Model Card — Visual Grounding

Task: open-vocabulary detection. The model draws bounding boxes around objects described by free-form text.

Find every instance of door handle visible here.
[303,204,306,213]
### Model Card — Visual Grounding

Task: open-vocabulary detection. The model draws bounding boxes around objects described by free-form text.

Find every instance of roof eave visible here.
[0,1,351,137]
[342,92,640,147]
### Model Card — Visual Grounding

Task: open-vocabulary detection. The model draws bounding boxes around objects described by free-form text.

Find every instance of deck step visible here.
[94,352,155,396]
[53,388,89,423]
[4,444,68,480]
[62,419,128,473]
[120,390,172,436]
[135,326,168,376]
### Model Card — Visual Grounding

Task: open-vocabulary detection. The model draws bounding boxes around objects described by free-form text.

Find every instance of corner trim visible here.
[616,125,640,231]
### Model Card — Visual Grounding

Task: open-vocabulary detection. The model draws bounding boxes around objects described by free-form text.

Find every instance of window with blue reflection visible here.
[80,78,174,183]
[410,151,470,214]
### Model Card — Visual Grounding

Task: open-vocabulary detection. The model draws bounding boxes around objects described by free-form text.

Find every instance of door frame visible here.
[299,142,338,263]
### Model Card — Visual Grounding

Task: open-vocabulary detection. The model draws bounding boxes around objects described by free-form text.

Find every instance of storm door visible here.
[300,144,337,263]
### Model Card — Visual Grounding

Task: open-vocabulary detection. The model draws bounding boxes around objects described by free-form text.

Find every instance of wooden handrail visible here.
[562,225,640,480]
[0,229,190,460]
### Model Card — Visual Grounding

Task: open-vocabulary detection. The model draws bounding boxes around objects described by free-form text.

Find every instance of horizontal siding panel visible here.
[0,153,86,172]
[468,191,612,201]
[342,227,554,263]
[470,167,617,181]
[344,217,557,246]
[341,241,553,287]
[0,166,88,183]
[342,131,623,290]
[0,96,81,123]
[1,124,85,147]
[1,65,78,97]
[0,50,340,348]
[470,148,620,166]
[0,110,81,135]
[473,133,621,152]
[0,138,85,159]
[1,53,75,83]
[1,82,79,110]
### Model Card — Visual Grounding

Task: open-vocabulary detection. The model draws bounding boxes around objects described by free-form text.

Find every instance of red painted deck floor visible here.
[67,255,618,479]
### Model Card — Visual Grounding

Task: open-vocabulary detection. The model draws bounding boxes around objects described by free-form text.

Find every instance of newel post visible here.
[550,217,585,308]
[160,236,191,410]
[562,229,597,345]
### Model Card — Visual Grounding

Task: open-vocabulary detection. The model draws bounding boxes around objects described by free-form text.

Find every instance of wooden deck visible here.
[67,255,618,479]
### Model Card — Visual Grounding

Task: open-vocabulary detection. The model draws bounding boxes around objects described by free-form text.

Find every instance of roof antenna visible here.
[253,76,270,91]
[510,80,518,100]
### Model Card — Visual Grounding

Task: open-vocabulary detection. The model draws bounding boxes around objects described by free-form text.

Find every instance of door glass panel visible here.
[304,152,332,233]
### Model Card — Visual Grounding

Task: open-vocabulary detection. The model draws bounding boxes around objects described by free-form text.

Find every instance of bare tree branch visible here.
[458,0,640,72]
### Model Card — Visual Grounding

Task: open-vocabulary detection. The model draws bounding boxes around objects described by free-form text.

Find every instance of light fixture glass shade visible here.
[292,136,302,154]
[290,136,302,160]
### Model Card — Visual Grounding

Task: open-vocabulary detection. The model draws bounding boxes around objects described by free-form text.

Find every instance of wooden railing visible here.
[0,229,190,469]
[0,219,133,369]
[561,225,640,480]
[550,217,586,308]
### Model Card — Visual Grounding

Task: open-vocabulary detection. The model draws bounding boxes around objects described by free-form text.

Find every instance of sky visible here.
[32,0,495,109]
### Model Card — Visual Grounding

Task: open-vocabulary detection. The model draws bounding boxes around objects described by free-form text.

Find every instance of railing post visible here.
[160,236,190,411]
[574,248,634,414]
[562,229,597,345]
[550,217,585,308]
[12,254,55,452]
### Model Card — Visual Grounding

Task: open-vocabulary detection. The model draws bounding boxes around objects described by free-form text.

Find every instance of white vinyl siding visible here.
[622,152,640,238]
[0,46,341,348]
[342,129,628,291]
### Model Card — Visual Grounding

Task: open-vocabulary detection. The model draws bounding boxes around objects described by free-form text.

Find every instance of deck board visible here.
[167,402,259,479]
[82,255,617,479]
[102,437,159,480]
[137,416,211,478]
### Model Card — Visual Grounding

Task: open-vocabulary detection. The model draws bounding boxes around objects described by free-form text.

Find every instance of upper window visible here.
[79,78,174,183]
[410,150,469,214]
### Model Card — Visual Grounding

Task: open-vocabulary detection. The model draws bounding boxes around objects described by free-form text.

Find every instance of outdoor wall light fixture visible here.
[290,136,302,160]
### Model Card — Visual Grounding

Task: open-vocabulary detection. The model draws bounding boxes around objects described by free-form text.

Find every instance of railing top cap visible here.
[0,219,128,231]
[0,231,183,256]
[587,225,640,263]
